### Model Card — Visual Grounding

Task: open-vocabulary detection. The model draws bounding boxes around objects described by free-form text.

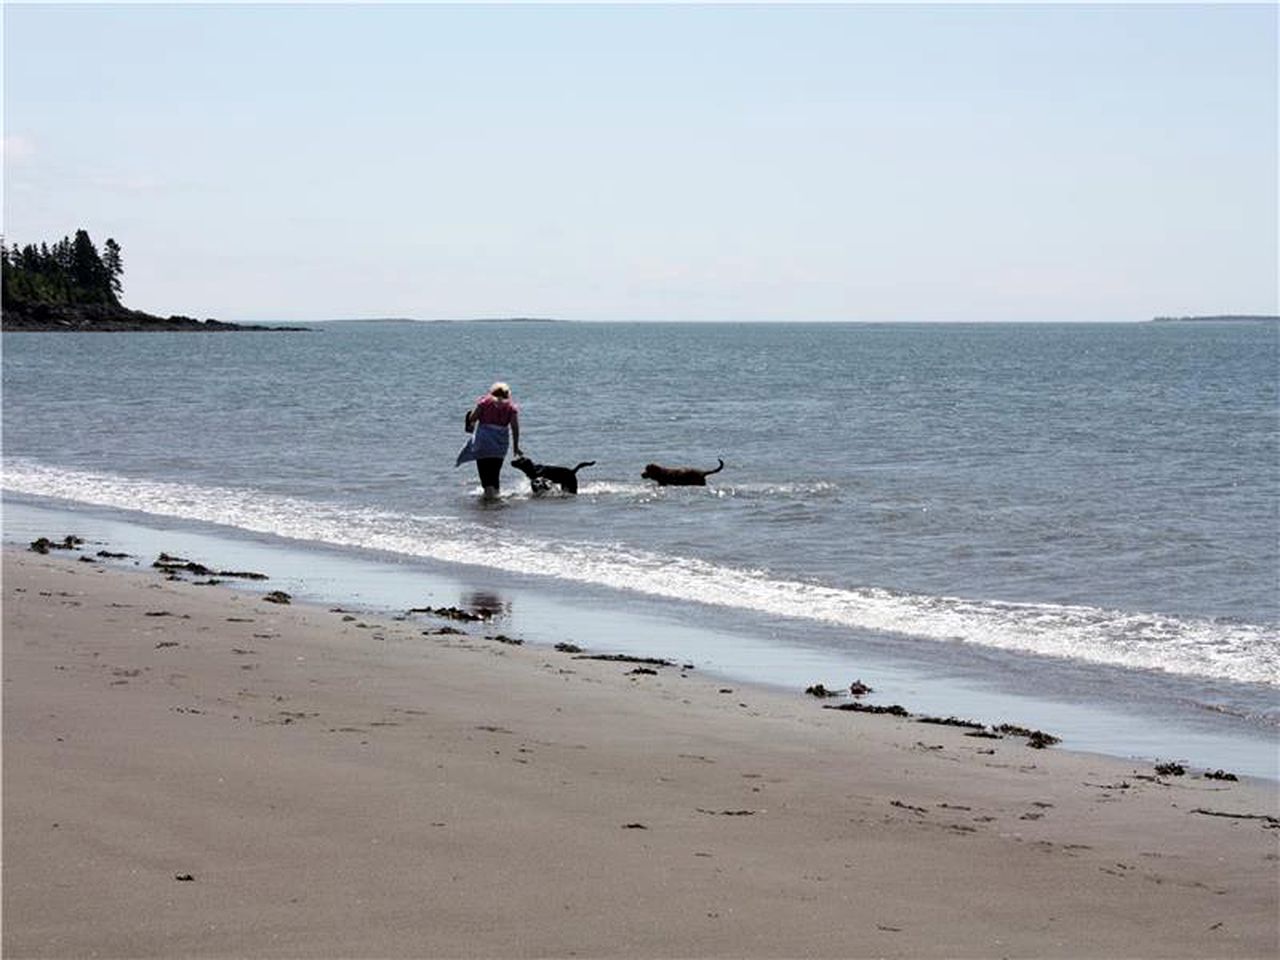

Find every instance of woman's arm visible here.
[510,412,522,458]
[464,406,479,433]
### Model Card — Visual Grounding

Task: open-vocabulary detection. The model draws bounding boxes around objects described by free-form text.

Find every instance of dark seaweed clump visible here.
[805,683,840,698]
[407,605,490,622]
[824,702,910,717]
[574,653,675,667]
[995,724,1061,749]
[29,535,83,554]
[917,715,987,731]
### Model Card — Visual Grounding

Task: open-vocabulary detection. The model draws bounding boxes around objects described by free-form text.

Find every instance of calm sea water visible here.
[3,321,1277,758]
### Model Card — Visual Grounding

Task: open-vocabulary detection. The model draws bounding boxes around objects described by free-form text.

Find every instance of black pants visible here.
[476,458,503,490]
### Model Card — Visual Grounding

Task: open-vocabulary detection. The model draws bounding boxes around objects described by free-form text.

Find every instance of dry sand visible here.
[3,547,1277,958]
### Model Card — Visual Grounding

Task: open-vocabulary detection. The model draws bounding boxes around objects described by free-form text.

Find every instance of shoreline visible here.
[0,299,309,332]
[4,547,1278,956]
[4,495,1277,783]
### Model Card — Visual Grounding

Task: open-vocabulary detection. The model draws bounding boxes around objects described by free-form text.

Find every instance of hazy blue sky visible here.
[4,3,1276,322]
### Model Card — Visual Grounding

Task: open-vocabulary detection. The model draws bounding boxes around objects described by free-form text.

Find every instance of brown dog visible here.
[641,458,724,486]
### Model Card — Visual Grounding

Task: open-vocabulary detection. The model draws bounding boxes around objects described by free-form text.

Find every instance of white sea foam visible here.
[5,460,1277,687]
[572,479,840,499]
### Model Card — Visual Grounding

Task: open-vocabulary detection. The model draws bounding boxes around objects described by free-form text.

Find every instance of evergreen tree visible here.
[103,238,123,299]
[53,237,71,274]
[2,228,125,309]
[72,230,107,302]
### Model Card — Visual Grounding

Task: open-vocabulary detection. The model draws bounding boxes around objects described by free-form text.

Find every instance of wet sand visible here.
[4,547,1277,958]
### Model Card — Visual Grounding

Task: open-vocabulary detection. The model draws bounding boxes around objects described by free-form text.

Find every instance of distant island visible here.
[1152,321,1280,330]
[321,317,566,325]
[1,230,304,331]
[425,317,566,324]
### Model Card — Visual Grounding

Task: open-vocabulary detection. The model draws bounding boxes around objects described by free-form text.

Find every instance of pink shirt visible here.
[474,394,518,427]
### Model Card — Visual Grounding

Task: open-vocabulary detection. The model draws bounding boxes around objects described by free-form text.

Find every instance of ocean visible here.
[3,320,1277,776]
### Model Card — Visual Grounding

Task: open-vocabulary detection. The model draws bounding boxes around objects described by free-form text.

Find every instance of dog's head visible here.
[641,463,661,480]
[510,456,536,476]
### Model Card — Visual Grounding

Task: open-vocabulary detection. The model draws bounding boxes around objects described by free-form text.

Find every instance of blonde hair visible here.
[489,382,511,399]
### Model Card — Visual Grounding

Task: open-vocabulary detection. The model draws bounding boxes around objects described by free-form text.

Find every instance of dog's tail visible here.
[571,461,597,474]
[705,458,725,476]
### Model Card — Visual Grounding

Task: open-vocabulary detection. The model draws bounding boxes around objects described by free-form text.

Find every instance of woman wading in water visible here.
[455,381,522,500]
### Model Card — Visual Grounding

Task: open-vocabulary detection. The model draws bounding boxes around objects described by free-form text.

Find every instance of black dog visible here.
[641,458,724,486]
[511,456,596,495]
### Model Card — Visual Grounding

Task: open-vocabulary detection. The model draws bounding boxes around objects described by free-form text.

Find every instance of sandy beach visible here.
[3,546,1277,958]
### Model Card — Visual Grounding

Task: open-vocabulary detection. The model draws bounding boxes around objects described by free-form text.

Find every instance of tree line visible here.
[2,229,124,309]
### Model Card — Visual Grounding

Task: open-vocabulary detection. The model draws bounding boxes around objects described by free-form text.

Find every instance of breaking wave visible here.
[5,460,1277,687]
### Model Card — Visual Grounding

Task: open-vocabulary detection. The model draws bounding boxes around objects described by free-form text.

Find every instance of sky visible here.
[3,2,1277,323]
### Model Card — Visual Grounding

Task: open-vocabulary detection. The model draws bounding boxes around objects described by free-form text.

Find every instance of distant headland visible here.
[1152,321,1280,330]
[1,230,305,332]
